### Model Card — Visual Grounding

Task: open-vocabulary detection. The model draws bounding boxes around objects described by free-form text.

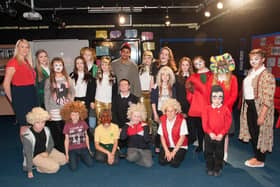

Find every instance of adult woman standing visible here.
[3,39,38,136]
[239,48,276,167]
[35,49,50,108]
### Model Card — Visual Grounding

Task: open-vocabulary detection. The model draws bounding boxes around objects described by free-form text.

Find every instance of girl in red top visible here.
[185,56,211,152]
[207,53,238,162]
[202,85,232,176]
[3,39,38,137]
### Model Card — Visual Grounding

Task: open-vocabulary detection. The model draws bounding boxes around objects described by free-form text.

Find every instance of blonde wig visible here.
[26,107,50,125]
[160,98,182,114]
[127,103,147,121]
[156,66,176,97]
[60,101,88,122]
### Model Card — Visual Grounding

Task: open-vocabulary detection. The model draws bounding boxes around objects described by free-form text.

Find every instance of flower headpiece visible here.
[210,53,235,74]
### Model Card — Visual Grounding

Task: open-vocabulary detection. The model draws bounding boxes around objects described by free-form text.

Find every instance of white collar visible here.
[120,92,130,98]
[211,104,222,109]
[251,65,265,75]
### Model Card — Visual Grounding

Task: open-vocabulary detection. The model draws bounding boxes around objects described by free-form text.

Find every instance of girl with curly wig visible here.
[61,101,93,171]
[23,107,66,179]
[120,103,153,167]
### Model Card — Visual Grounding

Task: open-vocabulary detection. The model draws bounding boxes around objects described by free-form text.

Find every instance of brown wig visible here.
[249,48,266,58]
[156,47,177,72]
[60,101,88,122]
[35,49,49,82]
[80,47,97,62]
[49,57,70,94]
[96,56,115,84]
[177,56,193,84]
[72,56,91,84]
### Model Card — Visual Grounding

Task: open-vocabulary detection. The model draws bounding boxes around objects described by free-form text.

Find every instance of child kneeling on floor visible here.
[202,85,232,176]
[23,107,67,179]
[61,101,93,171]
[94,109,120,165]
[120,103,153,167]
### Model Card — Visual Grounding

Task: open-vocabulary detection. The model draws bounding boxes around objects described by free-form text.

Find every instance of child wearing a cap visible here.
[23,107,66,179]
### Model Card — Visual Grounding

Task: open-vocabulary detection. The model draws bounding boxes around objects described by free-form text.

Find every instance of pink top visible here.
[6,58,36,86]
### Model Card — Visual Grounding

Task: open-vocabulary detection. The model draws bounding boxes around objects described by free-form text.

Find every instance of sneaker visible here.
[119,150,127,159]
[207,170,214,176]
[214,170,221,177]
[244,160,264,168]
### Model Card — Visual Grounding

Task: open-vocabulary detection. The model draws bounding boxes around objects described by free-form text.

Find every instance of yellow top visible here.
[94,123,119,144]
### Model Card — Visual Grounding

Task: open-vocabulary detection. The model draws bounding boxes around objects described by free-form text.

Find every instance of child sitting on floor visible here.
[23,107,66,179]
[61,101,93,171]
[202,85,232,176]
[94,109,120,165]
[120,103,153,167]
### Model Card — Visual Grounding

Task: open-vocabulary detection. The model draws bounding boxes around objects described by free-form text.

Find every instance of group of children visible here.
[6,39,275,179]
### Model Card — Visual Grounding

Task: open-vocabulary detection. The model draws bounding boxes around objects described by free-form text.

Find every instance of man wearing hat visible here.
[112,42,141,97]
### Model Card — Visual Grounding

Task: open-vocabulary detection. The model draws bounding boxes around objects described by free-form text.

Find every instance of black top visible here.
[111,93,138,128]
[30,128,46,157]
[120,125,151,149]
[174,74,190,115]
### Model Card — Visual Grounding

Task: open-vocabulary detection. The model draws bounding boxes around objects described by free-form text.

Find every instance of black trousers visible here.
[188,117,204,147]
[245,100,266,162]
[158,147,186,168]
[46,120,65,153]
[204,134,224,172]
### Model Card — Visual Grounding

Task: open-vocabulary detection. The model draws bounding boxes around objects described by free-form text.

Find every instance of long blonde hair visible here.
[14,39,33,66]
[156,66,175,97]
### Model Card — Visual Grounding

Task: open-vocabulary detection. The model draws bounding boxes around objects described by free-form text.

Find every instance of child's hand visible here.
[141,123,148,127]
[165,150,171,161]
[90,102,95,109]
[257,115,265,126]
[216,134,223,141]
[170,150,177,160]
[65,154,69,162]
[88,150,93,157]
[41,152,48,158]
[28,171,34,179]
[209,133,216,140]
[107,153,114,165]
[154,114,160,123]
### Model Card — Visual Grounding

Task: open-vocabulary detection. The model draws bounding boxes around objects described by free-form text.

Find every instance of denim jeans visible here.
[69,148,93,171]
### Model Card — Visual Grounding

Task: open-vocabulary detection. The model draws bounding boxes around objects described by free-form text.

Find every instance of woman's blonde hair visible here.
[127,103,147,121]
[160,98,182,114]
[26,107,50,125]
[14,39,33,66]
[60,101,88,122]
[156,66,176,97]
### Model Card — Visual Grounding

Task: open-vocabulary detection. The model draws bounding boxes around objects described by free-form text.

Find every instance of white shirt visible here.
[95,73,112,103]
[139,71,151,91]
[157,86,170,111]
[73,72,87,98]
[158,116,188,149]
[243,65,266,100]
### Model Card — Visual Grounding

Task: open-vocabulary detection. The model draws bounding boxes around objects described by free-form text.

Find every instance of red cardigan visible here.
[202,105,232,136]
[206,74,238,112]
[186,72,211,117]
[160,114,188,147]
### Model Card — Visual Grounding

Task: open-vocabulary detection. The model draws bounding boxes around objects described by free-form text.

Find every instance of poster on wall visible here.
[252,32,280,78]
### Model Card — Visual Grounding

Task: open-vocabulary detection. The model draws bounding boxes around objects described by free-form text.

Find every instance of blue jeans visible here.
[69,148,93,171]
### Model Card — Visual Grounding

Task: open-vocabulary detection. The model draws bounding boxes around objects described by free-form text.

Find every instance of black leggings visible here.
[188,117,204,148]
[158,147,186,168]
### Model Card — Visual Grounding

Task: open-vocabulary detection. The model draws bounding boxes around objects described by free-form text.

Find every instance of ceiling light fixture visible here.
[204,11,211,17]
[217,2,224,9]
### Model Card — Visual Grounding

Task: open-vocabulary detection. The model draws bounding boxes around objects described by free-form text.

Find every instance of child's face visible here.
[166,106,176,120]
[161,72,170,83]
[101,112,111,126]
[249,54,264,70]
[193,58,205,70]
[70,112,80,124]
[181,60,190,73]
[37,52,49,67]
[211,91,223,107]
[76,59,85,72]
[131,111,141,124]
[101,62,109,73]
[83,50,93,63]
[160,49,169,64]
[33,121,46,132]
[53,61,63,73]
[143,55,152,66]
[119,80,130,93]
[120,48,131,61]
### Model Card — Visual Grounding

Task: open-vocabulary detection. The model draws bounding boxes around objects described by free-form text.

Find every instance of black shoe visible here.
[195,147,203,153]
[214,170,221,177]
[207,170,214,176]
[119,150,127,159]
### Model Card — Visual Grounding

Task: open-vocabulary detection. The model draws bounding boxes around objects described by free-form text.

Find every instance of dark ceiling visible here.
[0,0,279,29]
